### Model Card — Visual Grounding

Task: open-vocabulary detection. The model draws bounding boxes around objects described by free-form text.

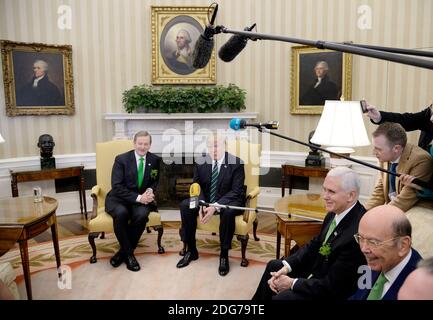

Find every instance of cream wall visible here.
[0,0,432,159]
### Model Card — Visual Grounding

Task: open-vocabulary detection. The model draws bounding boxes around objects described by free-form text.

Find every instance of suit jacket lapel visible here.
[129,151,138,188]
[217,152,229,190]
[327,202,360,244]
[142,152,152,188]
[395,144,412,194]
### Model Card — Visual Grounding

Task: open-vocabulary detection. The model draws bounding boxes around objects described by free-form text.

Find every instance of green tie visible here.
[323,218,337,244]
[367,273,388,300]
[137,157,144,189]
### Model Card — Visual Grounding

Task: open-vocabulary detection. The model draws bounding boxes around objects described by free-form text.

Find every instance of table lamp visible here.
[310,100,370,167]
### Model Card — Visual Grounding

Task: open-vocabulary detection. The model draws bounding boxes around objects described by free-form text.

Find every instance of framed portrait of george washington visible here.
[290,46,352,115]
[0,40,74,116]
[151,6,216,84]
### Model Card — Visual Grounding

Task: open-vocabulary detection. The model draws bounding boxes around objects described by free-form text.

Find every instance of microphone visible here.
[189,183,201,209]
[218,23,256,62]
[192,4,218,69]
[198,200,210,207]
[229,118,279,130]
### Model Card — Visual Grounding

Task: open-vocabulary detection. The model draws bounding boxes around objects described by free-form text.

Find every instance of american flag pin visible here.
[224,165,227,168]
[334,231,338,236]
[148,163,151,166]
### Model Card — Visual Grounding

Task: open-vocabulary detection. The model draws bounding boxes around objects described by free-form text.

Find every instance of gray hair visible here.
[177,29,192,43]
[315,61,329,70]
[392,214,412,238]
[327,166,360,194]
[34,60,48,71]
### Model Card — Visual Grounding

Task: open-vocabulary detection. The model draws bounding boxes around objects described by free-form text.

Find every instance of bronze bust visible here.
[37,134,56,169]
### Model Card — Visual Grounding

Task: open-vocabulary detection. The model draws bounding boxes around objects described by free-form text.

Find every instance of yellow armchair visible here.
[88,140,164,263]
[182,140,261,267]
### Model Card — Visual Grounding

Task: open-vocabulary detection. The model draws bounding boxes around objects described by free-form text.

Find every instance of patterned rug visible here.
[0,229,281,300]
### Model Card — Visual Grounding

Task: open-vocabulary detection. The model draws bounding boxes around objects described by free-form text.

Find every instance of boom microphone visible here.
[192,4,218,69]
[229,118,279,130]
[189,183,201,209]
[218,23,256,62]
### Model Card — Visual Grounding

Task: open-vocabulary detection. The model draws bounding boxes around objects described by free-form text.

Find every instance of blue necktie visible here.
[210,161,218,203]
[388,162,398,194]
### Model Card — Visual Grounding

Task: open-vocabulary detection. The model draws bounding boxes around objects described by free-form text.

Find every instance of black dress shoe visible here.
[176,251,199,268]
[218,257,230,276]
[125,254,140,272]
[110,250,124,268]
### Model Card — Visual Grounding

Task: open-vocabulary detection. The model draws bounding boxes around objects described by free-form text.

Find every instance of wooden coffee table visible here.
[0,196,61,300]
[274,194,327,258]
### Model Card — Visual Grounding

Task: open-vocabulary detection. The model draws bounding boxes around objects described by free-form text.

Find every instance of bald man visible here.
[398,257,433,300]
[350,205,422,300]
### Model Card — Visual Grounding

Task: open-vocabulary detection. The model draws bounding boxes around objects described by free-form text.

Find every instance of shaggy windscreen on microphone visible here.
[192,4,218,69]
[218,23,256,62]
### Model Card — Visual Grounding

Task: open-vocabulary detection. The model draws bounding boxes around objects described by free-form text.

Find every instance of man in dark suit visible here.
[105,131,161,272]
[351,205,422,300]
[300,61,339,106]
[176,135,245,276]
[365,101,433,151]
[16,59,64,106]
[252,167,366,300]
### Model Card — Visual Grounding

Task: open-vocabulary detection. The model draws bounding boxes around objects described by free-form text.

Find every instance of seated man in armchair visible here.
[105,131,161,272]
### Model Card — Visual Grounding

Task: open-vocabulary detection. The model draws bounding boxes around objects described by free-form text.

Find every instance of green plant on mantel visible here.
[122,84,246,113]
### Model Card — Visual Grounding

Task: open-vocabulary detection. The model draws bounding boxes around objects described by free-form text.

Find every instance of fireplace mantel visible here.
[104,112,259,154]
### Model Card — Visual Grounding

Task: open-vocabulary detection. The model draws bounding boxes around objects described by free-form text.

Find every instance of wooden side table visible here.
[0,196,60,300]
[281,163,329,197]
[10,166,88,218]
[274,194,327,258]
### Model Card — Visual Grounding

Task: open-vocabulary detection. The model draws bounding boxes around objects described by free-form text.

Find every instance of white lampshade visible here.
[0,133,4,144]
[311,100,370,152]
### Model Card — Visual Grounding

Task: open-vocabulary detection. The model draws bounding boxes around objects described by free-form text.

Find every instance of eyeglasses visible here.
[353,233,400,248]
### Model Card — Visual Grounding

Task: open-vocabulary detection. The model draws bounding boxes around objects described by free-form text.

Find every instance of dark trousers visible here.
[179,198,242,252]
[252,259,308,300]
[107,203,150,256]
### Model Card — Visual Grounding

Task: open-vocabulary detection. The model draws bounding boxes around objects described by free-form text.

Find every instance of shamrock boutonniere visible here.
[319,243,332,258]
[150,169,158,179]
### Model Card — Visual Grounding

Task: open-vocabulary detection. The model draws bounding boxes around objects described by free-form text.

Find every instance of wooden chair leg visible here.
[147,227,151,233]
[237,234,249,267]
[88,232,101,263]
[153,225,165,254]
[253,218,260,241]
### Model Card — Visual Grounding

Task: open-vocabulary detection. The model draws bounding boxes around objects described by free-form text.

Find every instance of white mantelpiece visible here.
[104,112,259,154]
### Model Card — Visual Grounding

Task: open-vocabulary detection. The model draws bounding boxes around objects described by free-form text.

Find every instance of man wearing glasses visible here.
[351,205,422,300]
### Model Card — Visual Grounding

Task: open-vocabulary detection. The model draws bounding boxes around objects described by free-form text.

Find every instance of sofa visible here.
[405,206,433,259]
